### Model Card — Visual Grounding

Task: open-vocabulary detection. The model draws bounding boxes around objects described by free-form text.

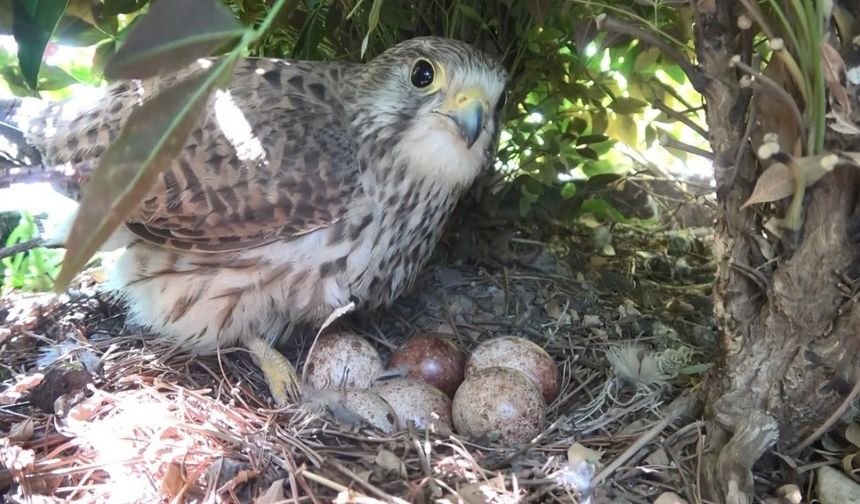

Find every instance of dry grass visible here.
[0,219,716,503]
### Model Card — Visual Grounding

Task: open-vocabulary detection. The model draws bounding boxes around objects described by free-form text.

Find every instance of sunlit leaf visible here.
[634,46,660,73]
[104,0,243,80]
[53,16,111,47]
[361,0,384,58]
[56,59,237,288]
[610,96,648,114]
[11,0,70,92]
[606,114,638,146]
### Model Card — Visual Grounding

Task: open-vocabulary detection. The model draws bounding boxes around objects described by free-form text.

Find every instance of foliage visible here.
[1,211,62,293]
[0,0,709,287]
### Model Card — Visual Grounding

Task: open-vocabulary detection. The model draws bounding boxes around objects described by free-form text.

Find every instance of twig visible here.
[0,238,48,260]
[593,393,699,485]
[596,14,707,92]
[327,459,409,503]
[660,135,715,160]
[297,469,349,493]
[652,101,709,139]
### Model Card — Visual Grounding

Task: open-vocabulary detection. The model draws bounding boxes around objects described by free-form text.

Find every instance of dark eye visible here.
[496,91,507,112]
[410,59,435,88]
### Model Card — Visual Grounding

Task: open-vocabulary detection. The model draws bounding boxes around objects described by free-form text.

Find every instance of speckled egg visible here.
[372,378,453,432]
[466,336,560,403]
[340,389,400,434]
[304,331,383,390]
[387,333,466,397]
[453,366,545,445]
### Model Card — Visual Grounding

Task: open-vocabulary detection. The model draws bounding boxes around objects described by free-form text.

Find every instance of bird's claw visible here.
[247,336,301,405]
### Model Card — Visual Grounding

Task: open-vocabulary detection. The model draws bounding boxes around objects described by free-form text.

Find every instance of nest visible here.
[0,217,716,503]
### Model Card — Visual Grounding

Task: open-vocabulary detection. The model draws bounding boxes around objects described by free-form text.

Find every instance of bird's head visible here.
[351,37,509,188]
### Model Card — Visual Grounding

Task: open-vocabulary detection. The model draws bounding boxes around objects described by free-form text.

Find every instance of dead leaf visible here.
[374,448,406,480]
[776,483,802,504]
[827,109,860,135]
[654,492,689,504]
[846,423,860,447]
[254,479,286,504]
[7,419,34,443]
[545,299,562,319]
[24,365,92,413]
[821,42,851,114]
[567,442,601,464]
[742,155,840,208]
[843,452,860,477]
[159,461,186,501]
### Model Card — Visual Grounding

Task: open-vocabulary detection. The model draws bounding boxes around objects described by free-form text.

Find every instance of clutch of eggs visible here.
[302,330,559,447]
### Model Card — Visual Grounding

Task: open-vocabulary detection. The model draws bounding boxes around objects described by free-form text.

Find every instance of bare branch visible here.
[652,101,709,138]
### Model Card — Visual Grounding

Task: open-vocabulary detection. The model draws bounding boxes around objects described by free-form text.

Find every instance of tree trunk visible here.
[694,2,860,502]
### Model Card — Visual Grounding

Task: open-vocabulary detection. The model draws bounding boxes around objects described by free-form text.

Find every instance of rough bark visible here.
[694,1,860,502]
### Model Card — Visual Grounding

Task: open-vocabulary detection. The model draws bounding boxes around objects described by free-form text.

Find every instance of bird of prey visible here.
[1,37,508,404]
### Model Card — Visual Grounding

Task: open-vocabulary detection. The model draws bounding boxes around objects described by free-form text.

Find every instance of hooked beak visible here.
[436,88,488,149]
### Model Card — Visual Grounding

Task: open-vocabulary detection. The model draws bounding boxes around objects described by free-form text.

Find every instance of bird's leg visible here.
[246,336,301,405]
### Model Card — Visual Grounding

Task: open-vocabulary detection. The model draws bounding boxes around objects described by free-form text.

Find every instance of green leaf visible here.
[92,40,116,75]
[678,363,714,375]
[579,197,628,222]
[100,0,148,16]
[664,64,687,84]
[610,96,648,114]
[12,0,70,92]
[35,63,80,90]
[56,57,237,288]
[104,0,244,80]
[590,110,608,135]
[361,0,384,58]
[577,134,609,145]
[53,15,110,47]
[577,146,599,160]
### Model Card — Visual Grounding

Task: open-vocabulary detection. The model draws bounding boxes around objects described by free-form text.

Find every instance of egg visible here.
[303,331,383,390]
[466,336,560,403]
[452,366,545,446]
[387,333,466,397]
[372,378,453,432]
[340,389,400,434]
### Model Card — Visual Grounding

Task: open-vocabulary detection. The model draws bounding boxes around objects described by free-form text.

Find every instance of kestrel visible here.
[2,37,508,404]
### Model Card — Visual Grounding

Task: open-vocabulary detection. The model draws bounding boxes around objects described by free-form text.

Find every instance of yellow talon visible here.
[247,336,301,405]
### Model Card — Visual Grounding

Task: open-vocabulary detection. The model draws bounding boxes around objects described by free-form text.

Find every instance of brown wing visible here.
[30,58,364,252]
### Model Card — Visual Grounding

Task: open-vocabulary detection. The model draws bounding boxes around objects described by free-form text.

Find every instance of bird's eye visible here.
[410,59,435,88]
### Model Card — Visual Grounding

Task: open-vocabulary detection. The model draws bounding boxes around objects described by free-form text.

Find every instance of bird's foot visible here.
[247,336,301,406]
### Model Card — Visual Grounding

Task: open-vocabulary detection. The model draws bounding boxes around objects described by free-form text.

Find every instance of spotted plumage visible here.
[3,37,508,403]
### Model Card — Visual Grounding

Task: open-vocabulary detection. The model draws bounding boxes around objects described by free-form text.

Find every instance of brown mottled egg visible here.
[304,331,383,390]
[452,366,545,446]
[387,333,466,397]
[466,336,560,403]
[372,378,453,432]
[340,389,400,434]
